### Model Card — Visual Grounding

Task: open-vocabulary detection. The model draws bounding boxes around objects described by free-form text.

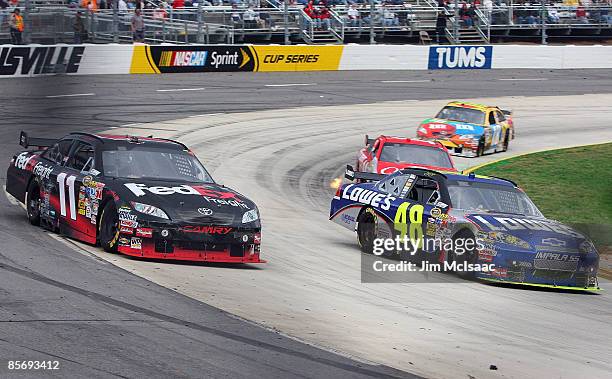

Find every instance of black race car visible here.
[6,132,263,263]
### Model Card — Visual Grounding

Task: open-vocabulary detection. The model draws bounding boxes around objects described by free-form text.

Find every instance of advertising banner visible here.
[0,45,85,77]
[252,45,344,72]
[130,45,256,74]
[428,46,493,70]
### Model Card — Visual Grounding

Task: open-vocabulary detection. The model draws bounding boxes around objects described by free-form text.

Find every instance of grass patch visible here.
[474,143,612,225]
[474,143,612,257]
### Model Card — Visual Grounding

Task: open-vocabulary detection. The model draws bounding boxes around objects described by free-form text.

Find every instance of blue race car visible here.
[330,166,600,290]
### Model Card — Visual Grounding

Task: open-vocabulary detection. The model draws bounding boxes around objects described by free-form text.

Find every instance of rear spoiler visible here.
[501,109,512,117]
[345,165,385,182]
[19,131,56,149]
[365,134,375,146]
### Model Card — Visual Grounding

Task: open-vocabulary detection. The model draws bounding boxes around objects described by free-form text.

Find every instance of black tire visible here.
[476,137,485,157]
[357,208,376,254]
[26,180,41,226]
[99,201,120,253]
[502,130,510,152]
[449,229,478,279]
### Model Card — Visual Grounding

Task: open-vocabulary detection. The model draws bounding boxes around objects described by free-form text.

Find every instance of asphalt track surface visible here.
[1,69,612,379]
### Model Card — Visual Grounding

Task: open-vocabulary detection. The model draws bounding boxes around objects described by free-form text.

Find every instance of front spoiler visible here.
[481,277,601,292]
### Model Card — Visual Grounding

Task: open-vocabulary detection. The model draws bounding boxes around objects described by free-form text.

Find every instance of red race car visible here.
[356,135,457,175]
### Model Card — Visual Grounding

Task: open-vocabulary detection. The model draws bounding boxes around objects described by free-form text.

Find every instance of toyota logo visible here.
[198,208,213,216]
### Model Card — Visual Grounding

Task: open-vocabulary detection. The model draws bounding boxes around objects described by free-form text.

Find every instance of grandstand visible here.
[0,0,610,45]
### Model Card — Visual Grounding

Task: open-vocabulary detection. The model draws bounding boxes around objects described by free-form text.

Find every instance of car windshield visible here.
[436,106,485,125]
[379,143,453,169]
[102,147,214,183]
[447,180,542,217]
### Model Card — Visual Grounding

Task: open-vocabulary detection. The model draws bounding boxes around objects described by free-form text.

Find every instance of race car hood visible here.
[110,178,257,226]
[376,161,456,174]
[465,213,593,253]
[418,118,484,139]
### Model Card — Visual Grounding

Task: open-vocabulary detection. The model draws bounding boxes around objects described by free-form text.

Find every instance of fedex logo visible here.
[124,183,241,201]
[428,46,492,70]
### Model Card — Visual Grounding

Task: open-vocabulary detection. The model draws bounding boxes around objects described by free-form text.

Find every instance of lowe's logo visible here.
[428,46,492,70]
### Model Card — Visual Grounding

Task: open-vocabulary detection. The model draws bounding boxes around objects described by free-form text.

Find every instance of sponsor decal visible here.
[159,50,208,67]
[428,46,493,70]
[120,219,138,229]
[0,46,84,76]
[32,162,53,179]
[130,237,142,249]
[132,45,255,74]
[119,237,130,245]
[120,226,134,233]
[253,45,343,72]
[470,215,583,239]
[135,228,153,238]
[541,237,566,247]
[181,225,233,235]
[341,184,395,211]
[535,252,579,262]
[197,208,213,216]
[341,213,356,225]
[14,152,35,170]
[124,183,248,208]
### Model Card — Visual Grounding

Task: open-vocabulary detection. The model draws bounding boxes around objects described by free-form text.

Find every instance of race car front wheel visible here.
[357,209,376,254]
[450,229,478,280]
[502,130,510,152]
[99,201,120,253]
[476,137,485,157]
[26,181,41,226]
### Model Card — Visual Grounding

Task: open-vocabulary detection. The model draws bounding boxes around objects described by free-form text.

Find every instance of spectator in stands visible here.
[173,0,185,8]
[119,0,128,13]
[347,3,361,27]
[436,0,450,43]
[243,6,260,28]
[381,4,400,27]
[575,4,589,23]
[318,3,332,30]
[0,0,8,33]
[9,8,23,45]
[231,3,242,26]
[459,3,475,27]
[131,8,145,42]
[547,7,560,23]
[73,11,86,44]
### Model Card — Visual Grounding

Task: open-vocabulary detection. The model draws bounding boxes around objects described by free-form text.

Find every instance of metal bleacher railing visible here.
[0,0,611,45]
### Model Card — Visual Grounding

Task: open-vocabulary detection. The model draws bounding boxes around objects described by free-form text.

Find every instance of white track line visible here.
[498,78,549,81]
[189,113,225,118]
[156,88,206,92]
[45,93,95,98]
[380,80,431,83]
[265,83,317,87]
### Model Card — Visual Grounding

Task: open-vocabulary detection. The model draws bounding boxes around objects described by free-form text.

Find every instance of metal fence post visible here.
[541,2,547,45]
[369,0,375,44]
[113,0,119,43]
[197,1,203,44]
[184,20,188,43]
[24,0,31,44]
[284,0,289,45]
[453,0,458,44]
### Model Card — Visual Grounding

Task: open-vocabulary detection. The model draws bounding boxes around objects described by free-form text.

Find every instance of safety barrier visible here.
[2,43,612,78]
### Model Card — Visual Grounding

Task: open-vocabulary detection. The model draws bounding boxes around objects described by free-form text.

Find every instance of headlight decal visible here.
[130,201,170,220]
[242,209,259,223]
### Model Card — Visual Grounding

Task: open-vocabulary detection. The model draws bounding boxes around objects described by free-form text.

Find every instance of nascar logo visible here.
[159,51,208,67]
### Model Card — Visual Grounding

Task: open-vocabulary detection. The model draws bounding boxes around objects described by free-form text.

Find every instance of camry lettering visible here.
[181,226,233,235]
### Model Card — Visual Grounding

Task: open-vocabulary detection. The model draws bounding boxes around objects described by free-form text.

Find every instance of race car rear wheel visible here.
[26,180,41,226]
[99,201,120,253]
[502,130,510,152]
[357,208,376,254]
[476,137,485,157]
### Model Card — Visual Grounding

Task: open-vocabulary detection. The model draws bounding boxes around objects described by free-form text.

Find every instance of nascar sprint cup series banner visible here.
[130,45,344,73]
